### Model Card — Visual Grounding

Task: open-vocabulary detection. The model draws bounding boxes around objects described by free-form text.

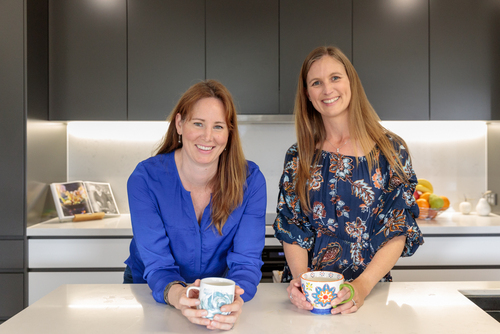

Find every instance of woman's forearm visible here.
[354,235,406,295]
[283,242,309,279]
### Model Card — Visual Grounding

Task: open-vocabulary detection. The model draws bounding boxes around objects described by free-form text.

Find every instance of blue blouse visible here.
[274,141,424,282]
[125,151,267,303]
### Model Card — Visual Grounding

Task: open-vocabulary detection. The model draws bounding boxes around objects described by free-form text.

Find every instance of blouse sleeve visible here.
[370,144,424,257]
[225,164,267,302]
[273,145,315,251]
[127,162,185,304]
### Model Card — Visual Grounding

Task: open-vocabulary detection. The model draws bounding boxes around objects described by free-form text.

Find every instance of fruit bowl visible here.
[418,207,447,220]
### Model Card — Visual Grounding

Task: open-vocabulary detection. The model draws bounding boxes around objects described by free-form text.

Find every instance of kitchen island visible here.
[1,282,499,333]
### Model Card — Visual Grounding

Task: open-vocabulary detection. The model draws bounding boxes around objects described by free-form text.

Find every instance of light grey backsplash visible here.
[61,121,489,216]
[26,121,67,225]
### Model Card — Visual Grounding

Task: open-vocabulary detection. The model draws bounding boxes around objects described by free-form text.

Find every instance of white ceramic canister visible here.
[476,198,491,216]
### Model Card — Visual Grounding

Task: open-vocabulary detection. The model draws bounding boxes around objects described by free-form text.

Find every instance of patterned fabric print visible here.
[273,140,424,283]
[312,242,342,270]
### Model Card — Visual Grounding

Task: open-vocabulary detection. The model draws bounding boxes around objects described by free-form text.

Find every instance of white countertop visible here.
[1,282,499,333]
[27,211,500,237]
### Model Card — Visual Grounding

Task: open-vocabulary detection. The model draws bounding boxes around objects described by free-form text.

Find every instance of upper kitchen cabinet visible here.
[353,0,429,120]
[430,0,500,120]
[206,0,279,114]
[128,0,205,120]
[279,0,352,114]
[48,0,127,120]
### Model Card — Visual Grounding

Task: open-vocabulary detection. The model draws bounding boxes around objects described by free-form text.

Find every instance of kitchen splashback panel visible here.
[67,121,487,214]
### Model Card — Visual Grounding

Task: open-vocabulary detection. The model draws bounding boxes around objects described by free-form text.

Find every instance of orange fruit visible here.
[420,192,432,202]
[440,196,450,210]
[416,198,429,208]
[416,198,429,219]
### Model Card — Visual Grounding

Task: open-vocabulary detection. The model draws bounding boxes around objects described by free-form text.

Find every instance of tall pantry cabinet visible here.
[0,0,26,322]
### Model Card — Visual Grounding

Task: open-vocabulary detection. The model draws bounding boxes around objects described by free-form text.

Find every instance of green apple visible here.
[429,194,444,209]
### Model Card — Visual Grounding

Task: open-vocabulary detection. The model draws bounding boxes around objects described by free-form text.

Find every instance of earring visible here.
[178,135,181,144]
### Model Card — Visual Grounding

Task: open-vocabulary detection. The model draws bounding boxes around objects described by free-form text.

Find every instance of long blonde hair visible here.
[295,46,410,213]
[156,80,247,234]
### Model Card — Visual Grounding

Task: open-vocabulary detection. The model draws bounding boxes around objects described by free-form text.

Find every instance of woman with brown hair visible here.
[274,46,424,314]
[125,80,266,330]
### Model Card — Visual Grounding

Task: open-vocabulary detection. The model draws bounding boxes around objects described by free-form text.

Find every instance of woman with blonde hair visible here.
[274,46,423,314]
[125,80,266,330]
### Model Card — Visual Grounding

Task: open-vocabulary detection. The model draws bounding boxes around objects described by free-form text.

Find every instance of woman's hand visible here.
[206,285,244,330]
[330,280,369,314]
[170,279,244,331]
[286,277,313,311]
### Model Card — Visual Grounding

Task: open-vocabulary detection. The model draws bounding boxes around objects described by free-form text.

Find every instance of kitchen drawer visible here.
[29,238,131,268]
[29,271,124,305]
[396,236,500,266]
[392,268,500,282]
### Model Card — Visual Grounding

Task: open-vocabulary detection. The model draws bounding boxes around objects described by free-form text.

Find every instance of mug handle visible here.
[336,283,355,305]
[186,286,200,298]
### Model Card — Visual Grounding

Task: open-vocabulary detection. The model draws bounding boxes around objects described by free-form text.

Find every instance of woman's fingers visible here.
[331,285,361,314]
[287,280,313,310]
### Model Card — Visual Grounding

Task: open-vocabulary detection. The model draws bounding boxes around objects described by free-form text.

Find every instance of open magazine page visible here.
[84,182,120,216]
[50,181,120,220]
[50,181,93,220]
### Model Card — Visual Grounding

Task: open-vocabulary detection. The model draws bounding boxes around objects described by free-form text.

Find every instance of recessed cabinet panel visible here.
[128,0,205,120]
[49,0,127,120]
[279,0,352,114]
[430,0,500,120]
[0,274,23,319]
[206,0,279,114]
[353,0,429,120]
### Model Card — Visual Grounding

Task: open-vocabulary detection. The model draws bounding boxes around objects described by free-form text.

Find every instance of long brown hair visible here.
[294,46,410,213]
[156,80,247,234]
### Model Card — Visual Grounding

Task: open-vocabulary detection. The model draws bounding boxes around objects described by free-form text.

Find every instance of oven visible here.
[261,222,286,283]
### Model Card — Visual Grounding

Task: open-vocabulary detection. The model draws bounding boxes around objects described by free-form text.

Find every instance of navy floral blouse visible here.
[273,140,424,283]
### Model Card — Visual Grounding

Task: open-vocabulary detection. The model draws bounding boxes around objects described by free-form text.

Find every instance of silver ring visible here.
[352,299,357,307]
[289,294,293,300]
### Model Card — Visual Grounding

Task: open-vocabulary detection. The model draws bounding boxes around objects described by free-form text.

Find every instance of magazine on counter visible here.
[50,181,120,221]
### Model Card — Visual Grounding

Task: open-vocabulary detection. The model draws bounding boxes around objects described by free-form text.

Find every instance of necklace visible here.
[326,138,350,153]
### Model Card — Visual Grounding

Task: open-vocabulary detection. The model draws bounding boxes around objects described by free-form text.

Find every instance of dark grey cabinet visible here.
[353,0,429,120]
[0,274,24,320]
[279,0,352,115]
[0,0,25,237]
[206,0,279,114]
[128,0,205,120]
[0,0,26,320]
[48,0,127,120]
[430,0,500,120]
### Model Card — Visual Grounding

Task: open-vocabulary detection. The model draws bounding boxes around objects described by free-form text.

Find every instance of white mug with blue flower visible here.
[300,271,354,315]
[186,278,235,320]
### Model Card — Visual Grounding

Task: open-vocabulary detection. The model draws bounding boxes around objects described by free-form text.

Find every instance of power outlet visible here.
[485,192,497,206]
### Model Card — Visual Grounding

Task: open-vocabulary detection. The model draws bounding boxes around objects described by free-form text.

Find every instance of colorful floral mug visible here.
[300,271,354,315]
[186,278,235,320]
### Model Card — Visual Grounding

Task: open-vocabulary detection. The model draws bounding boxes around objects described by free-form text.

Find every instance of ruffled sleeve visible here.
[273,145,315,250]
[370,144,424,257]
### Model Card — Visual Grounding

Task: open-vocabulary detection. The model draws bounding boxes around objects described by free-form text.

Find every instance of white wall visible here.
[67,121,488,214]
